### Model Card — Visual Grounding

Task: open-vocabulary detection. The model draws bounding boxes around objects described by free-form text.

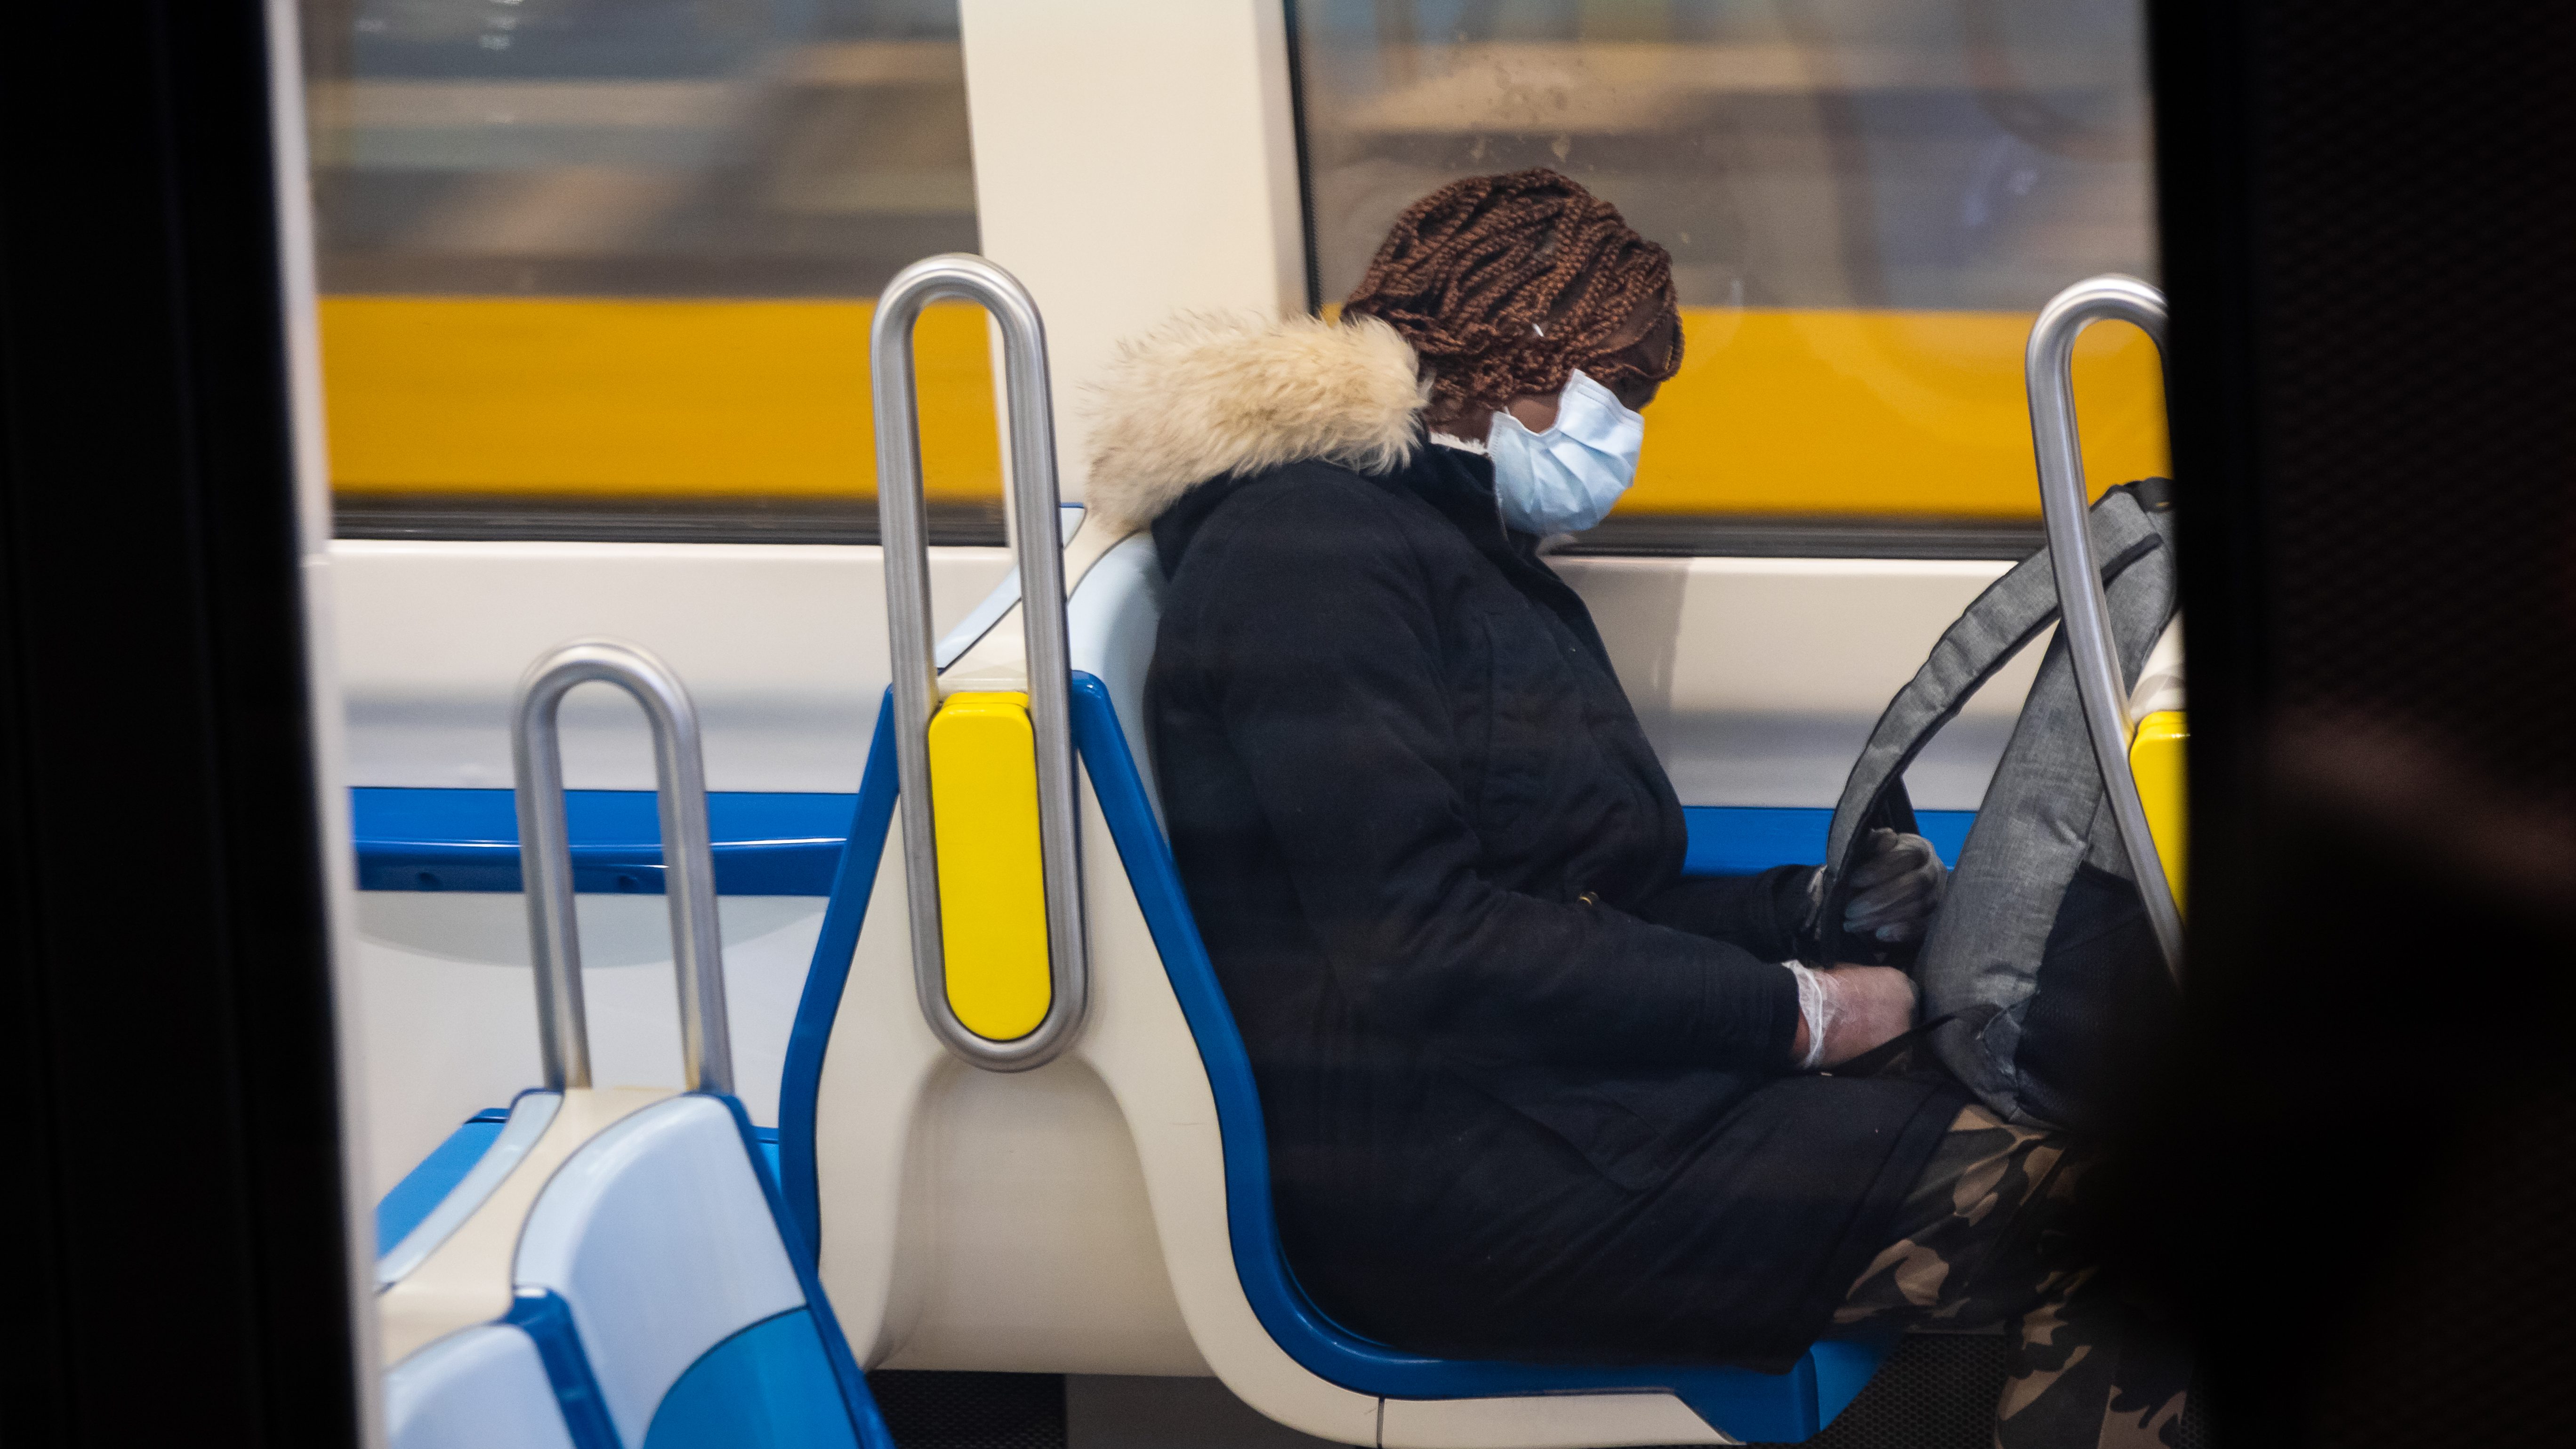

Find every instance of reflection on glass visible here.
[304,0,997,538]
[1293,0,2169,526]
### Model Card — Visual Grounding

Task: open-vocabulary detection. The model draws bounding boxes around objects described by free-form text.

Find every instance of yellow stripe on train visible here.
[317,298,2167,517]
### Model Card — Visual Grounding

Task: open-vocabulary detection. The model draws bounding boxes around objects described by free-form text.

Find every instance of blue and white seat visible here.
[378,639,893,1449]
[386,1322,579,1449]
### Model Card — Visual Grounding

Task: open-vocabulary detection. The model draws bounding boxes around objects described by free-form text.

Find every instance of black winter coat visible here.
[1146,440,1965,1368]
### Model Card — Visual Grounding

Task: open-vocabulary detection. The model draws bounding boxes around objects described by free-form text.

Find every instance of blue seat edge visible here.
[707,1091,898,1449]
[779,694,901,1261]
[1681,805,1974,878]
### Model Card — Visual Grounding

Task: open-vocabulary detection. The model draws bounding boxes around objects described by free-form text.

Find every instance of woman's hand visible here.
[1788,965,1919,1068]
[1844,828,1948,943]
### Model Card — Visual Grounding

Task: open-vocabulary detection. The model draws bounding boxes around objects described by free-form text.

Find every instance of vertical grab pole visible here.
[871,254,1088,1071]
[511,638,733,1095]
[2027,274,2185,983]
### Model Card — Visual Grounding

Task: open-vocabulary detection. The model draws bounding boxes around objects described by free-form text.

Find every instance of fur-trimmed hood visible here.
[1084,312,1426,531]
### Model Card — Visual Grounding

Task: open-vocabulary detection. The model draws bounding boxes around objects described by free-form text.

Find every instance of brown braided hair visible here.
[1343,168,1682,426]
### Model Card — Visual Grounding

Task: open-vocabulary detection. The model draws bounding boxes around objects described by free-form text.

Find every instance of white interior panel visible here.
[876,1059,1209,1376]
[334,540,1015,792]
[958,0,1304,493]
[354,894,821,1195]
[336,540,2029,808]
[1558,555,2040,810]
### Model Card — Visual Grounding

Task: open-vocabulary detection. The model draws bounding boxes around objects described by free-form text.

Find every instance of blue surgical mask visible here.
[1486,369,1645,535]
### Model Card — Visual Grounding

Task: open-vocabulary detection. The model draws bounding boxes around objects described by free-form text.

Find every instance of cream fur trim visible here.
[1084,311,1425,530]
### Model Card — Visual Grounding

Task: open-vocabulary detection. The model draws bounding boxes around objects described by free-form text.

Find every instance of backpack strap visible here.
[1813,489,2169,965]
[1818,1011,1964,1080]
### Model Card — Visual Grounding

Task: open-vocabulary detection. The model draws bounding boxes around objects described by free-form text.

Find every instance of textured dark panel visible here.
[871,1371,1069,1449]
[2307,1082,2576,1448]
[2254,4,2576,812]
[2147,2,2576,1446]
[1748,1334,2011,1449]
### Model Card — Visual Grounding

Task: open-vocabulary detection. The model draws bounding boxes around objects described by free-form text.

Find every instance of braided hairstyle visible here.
[1343,168,1682,426]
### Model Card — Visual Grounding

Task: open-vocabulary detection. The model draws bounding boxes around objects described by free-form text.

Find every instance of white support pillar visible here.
[958,0,1307,502]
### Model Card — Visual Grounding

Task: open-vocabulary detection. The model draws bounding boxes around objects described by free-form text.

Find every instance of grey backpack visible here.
[1814,480,2182,1132]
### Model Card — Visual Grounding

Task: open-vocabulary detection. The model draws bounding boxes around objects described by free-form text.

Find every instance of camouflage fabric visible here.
[1829,1103,2192,1448]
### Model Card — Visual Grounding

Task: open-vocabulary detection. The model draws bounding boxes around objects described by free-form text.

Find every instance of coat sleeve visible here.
[1184,485,1800,1075]
[1634,866,1819,964]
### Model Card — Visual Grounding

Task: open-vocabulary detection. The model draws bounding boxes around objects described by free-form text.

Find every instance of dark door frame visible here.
[1,4,362,1444]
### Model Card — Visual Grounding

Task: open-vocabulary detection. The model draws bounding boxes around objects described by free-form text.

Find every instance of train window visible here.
[1289,0,2168,555]
[302,0,1000,543]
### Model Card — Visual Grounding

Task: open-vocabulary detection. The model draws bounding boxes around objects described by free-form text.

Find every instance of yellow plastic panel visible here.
[1622,307,2170,518]
[320,299,2159,518]
[2130,710,2189,908]
[319,296,1000,501]
[926,691,1052,1041]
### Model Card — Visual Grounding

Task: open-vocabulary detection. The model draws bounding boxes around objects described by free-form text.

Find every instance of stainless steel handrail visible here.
[510,638,733,1094]
[2026,274,2184,982]
[871,253,1088,1071]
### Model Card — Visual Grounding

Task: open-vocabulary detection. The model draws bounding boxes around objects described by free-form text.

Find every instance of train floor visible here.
[867,1334,2214,1449]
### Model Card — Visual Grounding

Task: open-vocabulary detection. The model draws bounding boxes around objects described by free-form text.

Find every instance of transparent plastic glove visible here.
[1784,961,1918,1070]
[1843,828,1948,944]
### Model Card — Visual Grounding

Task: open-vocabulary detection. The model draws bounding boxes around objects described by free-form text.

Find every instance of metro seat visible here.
[786,519,1889,1447]
[385,1320,581,1449]
[378,640,893,1449]
[1062,530,1894,1444]
[513,1091,877,1449]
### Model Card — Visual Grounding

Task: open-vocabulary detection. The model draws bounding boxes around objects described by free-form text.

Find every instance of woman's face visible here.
[1469,299,1680,440]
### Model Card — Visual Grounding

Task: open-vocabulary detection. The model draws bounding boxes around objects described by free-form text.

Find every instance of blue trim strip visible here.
[375,1119,505,1254]
[353,787,856,895]
[1064,673,1886,1442]
[505,1288,623,1449]
[777,695,900,1272]
[1682,805,1974,877]
[361,790,1966,895]
[373,1097,538,1253]
[707,1092,898,1449]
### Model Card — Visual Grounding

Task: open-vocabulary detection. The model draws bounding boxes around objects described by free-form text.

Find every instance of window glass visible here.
[1292,0,2167,545]
[304,0,998,540]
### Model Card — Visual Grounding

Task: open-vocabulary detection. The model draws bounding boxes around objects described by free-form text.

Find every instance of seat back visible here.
[1063,530,1165,821]
[515,1092,869,1449]
[385,1323,580,1449]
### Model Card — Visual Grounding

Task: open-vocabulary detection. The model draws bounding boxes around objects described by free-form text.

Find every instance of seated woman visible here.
[1089,169,2187,1449]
